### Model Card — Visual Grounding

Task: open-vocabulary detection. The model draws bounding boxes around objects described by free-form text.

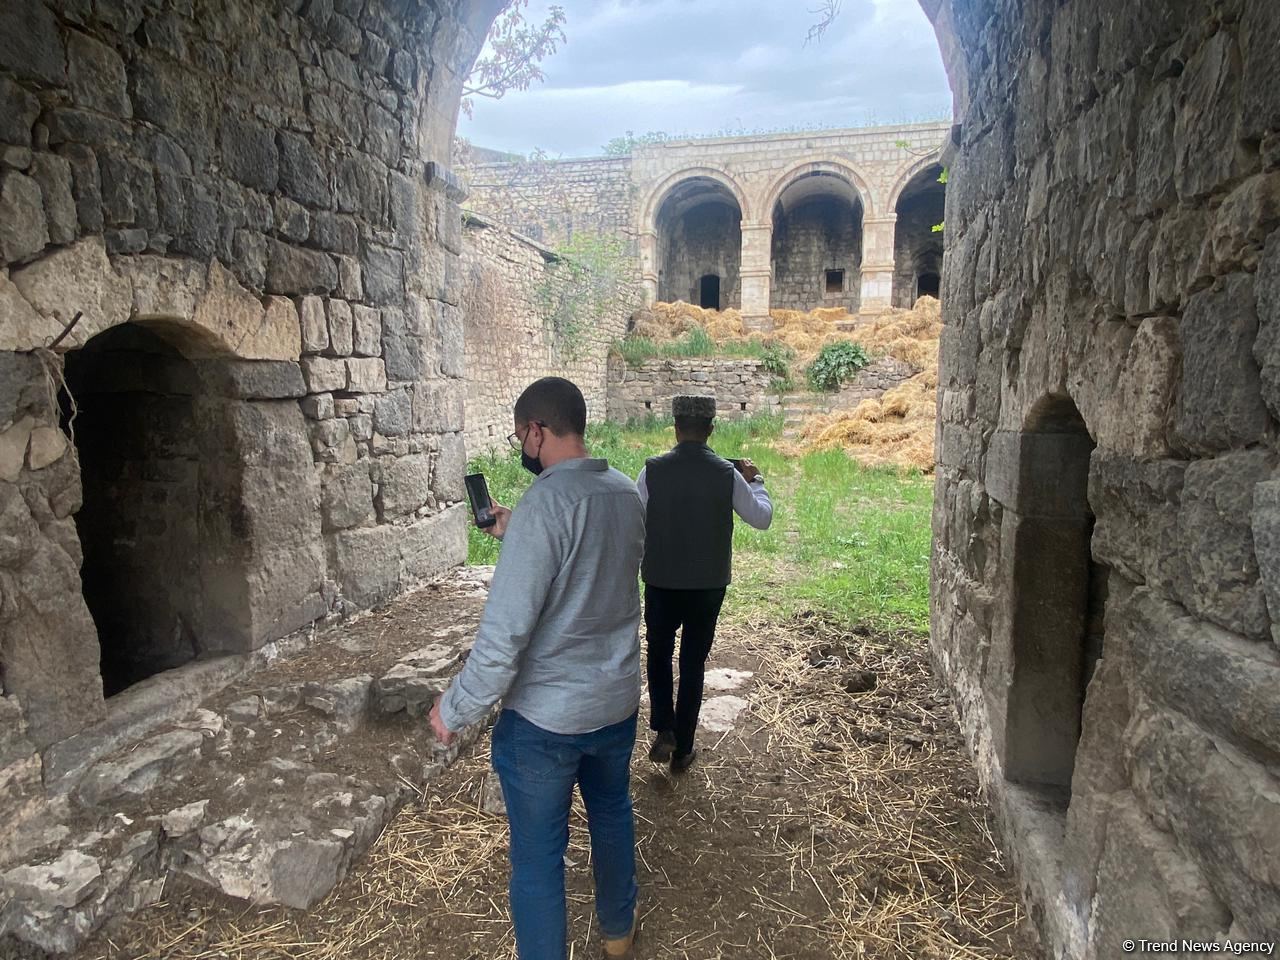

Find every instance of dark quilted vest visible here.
[642,443,736,590]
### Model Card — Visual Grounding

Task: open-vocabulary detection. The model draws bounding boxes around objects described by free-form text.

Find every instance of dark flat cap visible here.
[672,395,716,419]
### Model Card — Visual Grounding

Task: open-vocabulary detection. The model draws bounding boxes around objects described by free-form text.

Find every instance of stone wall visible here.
[461,154,636,251]
[771,198,863,312]
[459,213,628,455]
[607,356,779,424]
[926,0,1280,955]
[658,202,742,308]
[0,0,494,875]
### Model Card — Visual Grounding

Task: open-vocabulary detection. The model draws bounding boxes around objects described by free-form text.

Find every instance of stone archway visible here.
[650,175,745,308]
[891,162,946,307]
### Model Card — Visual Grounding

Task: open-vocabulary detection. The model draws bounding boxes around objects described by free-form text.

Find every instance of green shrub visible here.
[806,341,871,392]
[759,341,795,380]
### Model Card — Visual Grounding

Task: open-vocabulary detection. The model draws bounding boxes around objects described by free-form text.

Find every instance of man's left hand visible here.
[429,699,455,746]
[738,458,762,482]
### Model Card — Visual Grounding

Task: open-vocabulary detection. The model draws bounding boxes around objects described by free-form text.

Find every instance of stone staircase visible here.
[780,391,836,438]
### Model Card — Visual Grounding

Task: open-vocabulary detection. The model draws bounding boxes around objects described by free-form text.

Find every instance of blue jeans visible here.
[491,708,639,960]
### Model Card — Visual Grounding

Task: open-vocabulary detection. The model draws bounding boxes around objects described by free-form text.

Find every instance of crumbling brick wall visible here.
[926,0,1280,954]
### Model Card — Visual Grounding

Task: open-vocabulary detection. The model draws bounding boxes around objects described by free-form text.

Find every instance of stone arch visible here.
[640,166,753,234]
[891,160,946,307]
[645,169,748,307]
[885,151,946,215]
[759,159,875,221]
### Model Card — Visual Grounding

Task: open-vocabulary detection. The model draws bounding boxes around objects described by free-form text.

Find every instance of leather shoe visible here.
[648,731,676,764]
[670,749,697,773]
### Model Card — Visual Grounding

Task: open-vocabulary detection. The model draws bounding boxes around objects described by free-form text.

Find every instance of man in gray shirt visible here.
[430,377,644,960]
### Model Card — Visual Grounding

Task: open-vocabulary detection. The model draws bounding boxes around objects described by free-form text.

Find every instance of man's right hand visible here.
[737,458,761,482]
[483,499,512,539]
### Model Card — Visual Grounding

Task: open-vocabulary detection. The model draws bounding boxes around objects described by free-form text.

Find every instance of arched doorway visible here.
[655,177,743,308]
[769,171,864,312]
[62,324,223,695]
[892,163,946,307]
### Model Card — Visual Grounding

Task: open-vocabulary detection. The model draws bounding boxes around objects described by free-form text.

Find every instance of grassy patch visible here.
[465,417,933,634]
[613,330,787,368]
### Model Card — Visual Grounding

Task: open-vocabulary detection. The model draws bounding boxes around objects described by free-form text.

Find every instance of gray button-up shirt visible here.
[439,457,645,736]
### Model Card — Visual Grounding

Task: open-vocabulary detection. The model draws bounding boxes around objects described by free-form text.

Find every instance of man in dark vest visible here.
[636,395,773,772]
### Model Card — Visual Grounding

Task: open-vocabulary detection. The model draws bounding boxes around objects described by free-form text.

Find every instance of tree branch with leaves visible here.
[462,0,567,119]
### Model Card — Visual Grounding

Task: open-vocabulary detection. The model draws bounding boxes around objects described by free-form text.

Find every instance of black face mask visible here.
[520,427,544,476]
[521,450,544,476]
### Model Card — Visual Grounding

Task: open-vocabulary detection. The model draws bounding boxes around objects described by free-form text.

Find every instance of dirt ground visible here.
[79,597,1036,960]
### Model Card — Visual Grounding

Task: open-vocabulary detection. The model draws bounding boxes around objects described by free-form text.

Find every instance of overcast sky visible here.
[457,0,953,158]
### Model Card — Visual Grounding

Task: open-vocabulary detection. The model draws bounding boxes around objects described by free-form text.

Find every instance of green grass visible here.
[614,330,779,366]
[465,416,933,635]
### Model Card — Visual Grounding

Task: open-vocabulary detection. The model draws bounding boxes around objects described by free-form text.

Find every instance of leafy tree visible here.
[462,0,567,118]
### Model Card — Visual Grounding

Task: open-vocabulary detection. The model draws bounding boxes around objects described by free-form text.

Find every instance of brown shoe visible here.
[602,916,638,958]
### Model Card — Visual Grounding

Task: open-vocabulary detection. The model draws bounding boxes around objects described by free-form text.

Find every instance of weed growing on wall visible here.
[807,341,871,391]
[535,232,641,359]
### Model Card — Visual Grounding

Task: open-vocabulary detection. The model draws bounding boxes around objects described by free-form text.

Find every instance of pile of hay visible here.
[799,297,942,472]
[630,297,943,472]
[631,300,746,341]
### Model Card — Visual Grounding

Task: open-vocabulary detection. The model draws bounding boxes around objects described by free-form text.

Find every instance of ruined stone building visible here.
[461,123,951,322]
[1,0,1279,955]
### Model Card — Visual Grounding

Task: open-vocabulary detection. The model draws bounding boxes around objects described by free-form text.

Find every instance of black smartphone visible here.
[729,458,747,474]
[464,473,497,528]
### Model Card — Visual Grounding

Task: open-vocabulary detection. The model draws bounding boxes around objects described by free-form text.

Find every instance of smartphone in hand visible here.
[464,473,497,529]
[729,458,746,474]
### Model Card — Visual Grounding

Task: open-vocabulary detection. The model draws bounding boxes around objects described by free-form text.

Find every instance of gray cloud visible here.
[458,0,953,157]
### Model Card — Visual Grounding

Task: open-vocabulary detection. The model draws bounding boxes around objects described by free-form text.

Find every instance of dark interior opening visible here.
[825,269,844,293]
[699,274,721,309]
[916,272,940,299]
[62,325,207,696]
[1002,396,1103,794]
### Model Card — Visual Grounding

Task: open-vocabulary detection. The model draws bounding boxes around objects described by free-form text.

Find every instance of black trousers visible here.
[644,584,727,756]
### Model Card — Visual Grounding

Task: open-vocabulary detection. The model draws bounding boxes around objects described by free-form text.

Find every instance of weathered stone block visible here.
[10,236,132,347]
[301,357,346,393]
[373,388,411,437]
[200,361,307,400]
[1089,453,1189,597]
[320,463,374,531]
[326,506,464,607]
[984,428,1093,518]
[413,380,465,433]
[352,304,381,356]
[0,172,49,265]
[346,358,387,394]
[374,453,430,518]
[0,78,40,147]
[266,240,337,295]
[1254,231,1280,421]
[1127,709,1280,937]
[431,433,466,502]
[0,0,66,86]
[300,393,334,420]
[298,294,329,354]
[1115,587,1280,759]
[1178,450,1275,640]
[1087,800,1232,958]
[66,30,130,117]
[274,196,311,243]
[1173,274,1269,454]
[1251,479,1280,647]
[277,130,330,209]
[362,244,404,305]
[327,299,354,356]
[336,254,362,300]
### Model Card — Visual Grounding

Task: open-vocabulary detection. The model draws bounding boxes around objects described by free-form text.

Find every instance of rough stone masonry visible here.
[925,0,1280,956]
[0,0,503,899]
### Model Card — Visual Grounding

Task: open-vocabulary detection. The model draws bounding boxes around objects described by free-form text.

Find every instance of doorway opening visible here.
[699,274,721,309]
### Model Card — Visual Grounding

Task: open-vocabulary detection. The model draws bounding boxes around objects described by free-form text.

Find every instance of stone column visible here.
[739,221,773,332]
[638,229,659,305]
[859,214,898,313]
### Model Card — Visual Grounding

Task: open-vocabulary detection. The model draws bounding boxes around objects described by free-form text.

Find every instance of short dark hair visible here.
[674,415,714,441]
[514,377,587,436]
